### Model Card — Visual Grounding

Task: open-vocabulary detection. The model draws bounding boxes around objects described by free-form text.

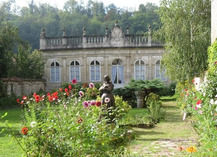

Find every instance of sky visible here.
[1,0,160,10]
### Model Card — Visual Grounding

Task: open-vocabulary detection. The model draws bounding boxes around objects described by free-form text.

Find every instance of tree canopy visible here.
[0,0,160,50]
[158,0,211,83]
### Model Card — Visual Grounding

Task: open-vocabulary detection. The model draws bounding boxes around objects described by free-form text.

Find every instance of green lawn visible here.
[119,108,150,126]
[0,108,23,157]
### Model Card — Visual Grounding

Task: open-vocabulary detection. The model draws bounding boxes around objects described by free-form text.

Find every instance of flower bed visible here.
[16,81,133,156]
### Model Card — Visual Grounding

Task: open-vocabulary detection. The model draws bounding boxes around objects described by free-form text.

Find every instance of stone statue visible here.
[99,75,115,108]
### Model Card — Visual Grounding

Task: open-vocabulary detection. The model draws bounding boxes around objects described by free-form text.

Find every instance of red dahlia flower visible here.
[72,79,77,84]
[68,85,72,90]
[21,127,28,135]
[96,101,102,107]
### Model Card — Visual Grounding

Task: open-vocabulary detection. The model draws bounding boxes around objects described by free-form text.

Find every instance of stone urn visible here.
[134,91,145,108]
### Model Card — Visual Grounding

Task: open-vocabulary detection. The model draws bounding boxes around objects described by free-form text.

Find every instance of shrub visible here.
[146,93,165,123]
[113,88,136,108]
[125,79,165,107]
[0,94,18,109]
[158,82,176,96]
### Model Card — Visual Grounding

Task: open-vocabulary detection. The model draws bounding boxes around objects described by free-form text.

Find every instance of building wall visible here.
[211,0,217,43]
[40,22,166,91]
[43,47,165,91]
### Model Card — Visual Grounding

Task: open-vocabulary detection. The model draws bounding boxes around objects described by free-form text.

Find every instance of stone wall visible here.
[211,0,217,43]
[1,78,46,96]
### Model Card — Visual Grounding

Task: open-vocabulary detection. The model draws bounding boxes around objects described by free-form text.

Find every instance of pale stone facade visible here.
[211,0,217,43]
[40,22,166,91]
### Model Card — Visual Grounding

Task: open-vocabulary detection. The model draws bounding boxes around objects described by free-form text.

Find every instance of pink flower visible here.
[72,79,77,84]
[65,88,68,93]
[82,101,89,108]
[105,98,110,103]
[89,83,95,88]
[79,91,84,97]
[199,110,203,114]
[90,100,96,106]
[185,89,188,92]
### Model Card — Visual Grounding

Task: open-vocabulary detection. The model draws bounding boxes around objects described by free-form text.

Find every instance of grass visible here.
[119,108,150,126]
[0,108,23,157]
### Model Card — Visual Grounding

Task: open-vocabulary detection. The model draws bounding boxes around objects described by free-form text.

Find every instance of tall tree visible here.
[158,0,211,82]
[0,2,20,78]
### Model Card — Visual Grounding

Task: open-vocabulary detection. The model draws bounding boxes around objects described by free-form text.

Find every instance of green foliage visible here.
[113,95,132,119]
[125,79,165,107]
[0,11,20,78]
[113,87,137,108]
[14,82,132,156]
[0,94,18,109]
[158,82,176,96]
[126,79,165,92]
[158,0,211,83]
[176,40,217,155]
[146,93,165,123]
[12,46,44,79]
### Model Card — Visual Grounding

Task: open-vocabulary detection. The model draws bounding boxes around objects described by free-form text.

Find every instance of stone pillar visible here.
[62,58,67,82]
[82,27,87,48]
[148,26,152,46]
[62,28,67,46]
[135,91,145,108]
[40,28,46,49]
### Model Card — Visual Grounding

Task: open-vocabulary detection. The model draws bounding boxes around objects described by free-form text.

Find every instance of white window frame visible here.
[69,61,81,82]
[111,59,124,84]
[50,61,61,83]
[134,59,146,80]
[89,60,101,82]
[155,60,166,81]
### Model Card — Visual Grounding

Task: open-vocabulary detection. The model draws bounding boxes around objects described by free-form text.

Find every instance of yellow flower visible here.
[186,146,197,153]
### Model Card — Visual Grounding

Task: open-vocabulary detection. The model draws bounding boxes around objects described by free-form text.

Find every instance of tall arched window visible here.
[70,61,80,82]
[134,60,146,80]
[51,62,60,83]
[112,59,124,84]
[90,60,101,82]
[156,60,166,81]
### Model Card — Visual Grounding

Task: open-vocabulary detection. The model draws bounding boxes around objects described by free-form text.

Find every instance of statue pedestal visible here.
[135,91,145,108]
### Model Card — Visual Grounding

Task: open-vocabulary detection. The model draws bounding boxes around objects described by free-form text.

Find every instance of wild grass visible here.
[0,108,23,157]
